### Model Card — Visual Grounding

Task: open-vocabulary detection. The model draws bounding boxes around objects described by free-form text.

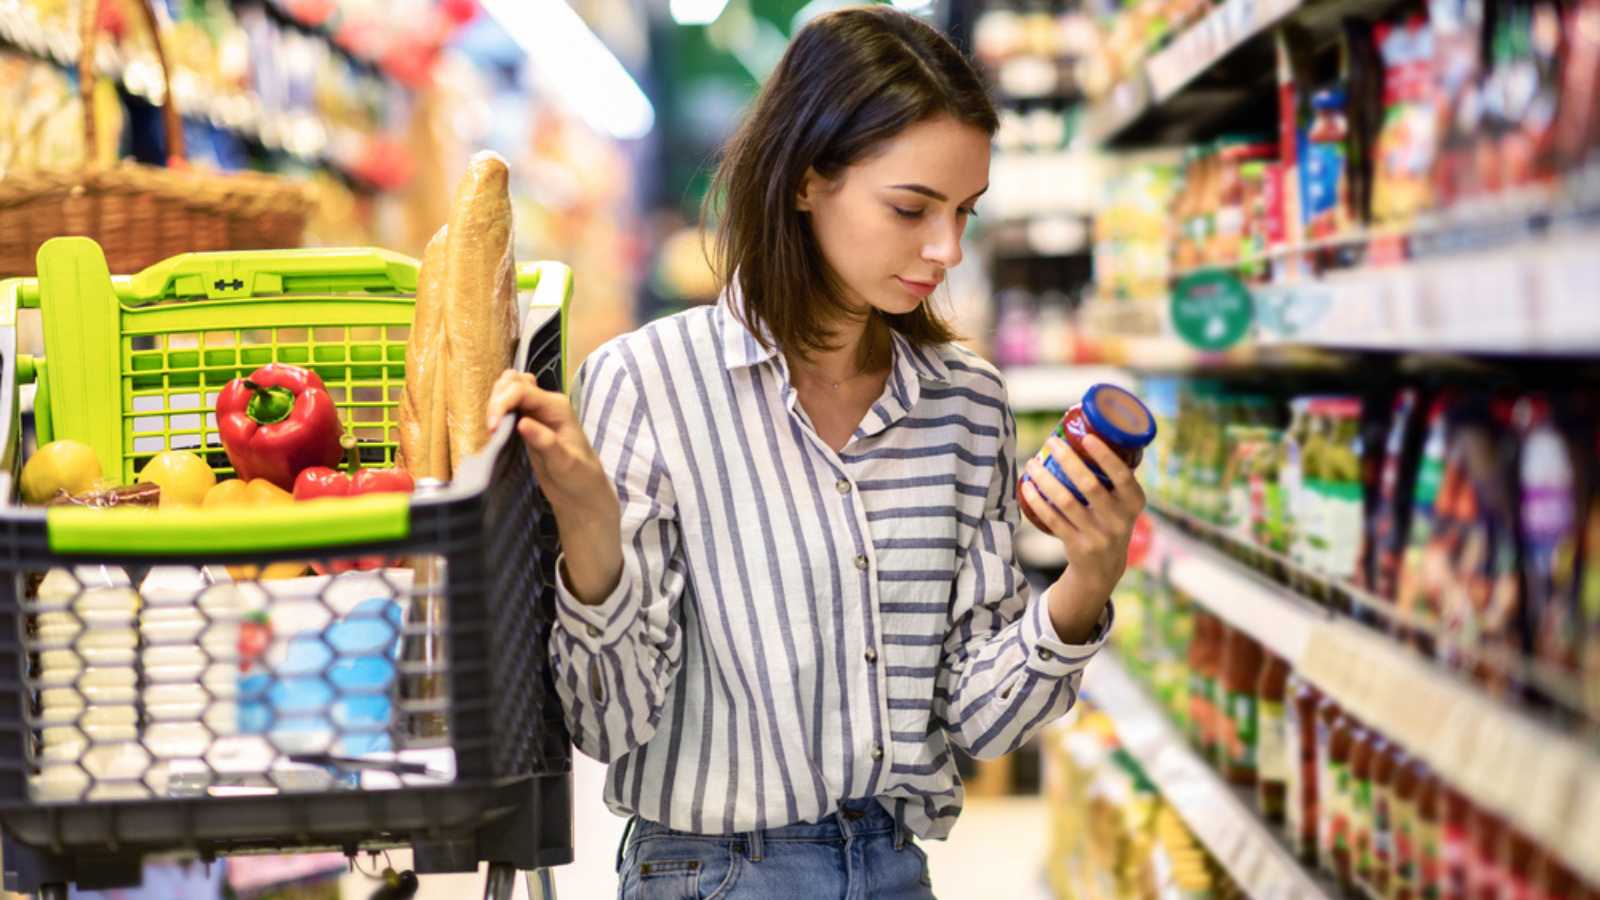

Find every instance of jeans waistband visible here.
[623,797,911,867]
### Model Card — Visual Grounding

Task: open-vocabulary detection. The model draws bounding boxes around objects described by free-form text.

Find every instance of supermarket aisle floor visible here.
[349,755,1053,899]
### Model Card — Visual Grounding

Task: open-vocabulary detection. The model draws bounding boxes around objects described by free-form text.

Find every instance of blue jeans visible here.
[616,797,937,899]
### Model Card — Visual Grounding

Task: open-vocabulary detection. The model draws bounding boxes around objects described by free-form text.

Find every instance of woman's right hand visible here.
[487,370,623,603]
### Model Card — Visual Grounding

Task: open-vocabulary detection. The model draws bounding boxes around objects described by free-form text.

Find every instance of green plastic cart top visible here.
[0,236,573,556]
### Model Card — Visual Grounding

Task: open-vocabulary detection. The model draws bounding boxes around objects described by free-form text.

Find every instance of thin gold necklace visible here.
[800,342,882,390]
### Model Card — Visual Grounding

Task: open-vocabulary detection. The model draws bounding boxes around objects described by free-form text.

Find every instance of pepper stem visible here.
[244,381,296,426]
[340,433,360,475]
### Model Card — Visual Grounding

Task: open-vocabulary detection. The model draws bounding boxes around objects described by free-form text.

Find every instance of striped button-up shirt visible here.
[549,301,1111,840]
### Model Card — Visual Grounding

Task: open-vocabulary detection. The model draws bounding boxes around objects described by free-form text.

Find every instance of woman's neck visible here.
[791,310,892,385]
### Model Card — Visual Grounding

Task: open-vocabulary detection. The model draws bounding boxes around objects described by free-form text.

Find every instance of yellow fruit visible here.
[137,451,217,508]
[20,440,103,505]
[203,479,306,579]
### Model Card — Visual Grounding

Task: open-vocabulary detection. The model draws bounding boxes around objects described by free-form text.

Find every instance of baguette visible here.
[398,225,452,480]
[443,151,518,471]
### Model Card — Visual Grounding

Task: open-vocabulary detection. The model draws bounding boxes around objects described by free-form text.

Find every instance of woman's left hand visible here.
[1020,434,1147,642]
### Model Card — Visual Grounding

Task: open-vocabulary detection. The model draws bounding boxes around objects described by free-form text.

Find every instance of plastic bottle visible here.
[1255,653,1291,823]
[1286,675,1321,865]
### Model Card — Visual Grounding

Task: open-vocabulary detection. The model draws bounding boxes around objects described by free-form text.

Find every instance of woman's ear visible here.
[796,167,827,212]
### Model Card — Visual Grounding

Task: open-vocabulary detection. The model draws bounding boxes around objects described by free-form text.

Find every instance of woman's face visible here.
[798,115,991,319]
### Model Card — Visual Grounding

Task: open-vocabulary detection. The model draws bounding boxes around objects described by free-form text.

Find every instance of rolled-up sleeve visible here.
[548,344,687,763]
[933,404,1113,759]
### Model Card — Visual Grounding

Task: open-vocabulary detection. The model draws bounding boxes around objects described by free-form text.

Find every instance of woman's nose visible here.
[922,220,963,269]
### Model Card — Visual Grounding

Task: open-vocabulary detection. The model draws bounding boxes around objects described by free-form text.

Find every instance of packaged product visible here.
[1256,654,1291,824]
[1372,389,1432,603]
[1019,384,1156,531]
[1552,0,1600,170]
[1431,0,1490,207]
[1219,627,1264,786]
[1350,728,1378,894]
[1303,87,1353,239]
[1513,395,1586,679]
[1312,397,1365,584]
[1287,675,1322,865]
[1477,0,1562,191]
[1393,754,1425,899]
[1398,395,1457,652]
[1371,15,1439,223]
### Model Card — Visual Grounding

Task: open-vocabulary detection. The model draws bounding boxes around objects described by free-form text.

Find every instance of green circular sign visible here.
[1171,271,1255,351]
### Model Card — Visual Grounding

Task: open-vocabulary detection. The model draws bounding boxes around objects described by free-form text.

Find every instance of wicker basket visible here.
[0,0,312,277]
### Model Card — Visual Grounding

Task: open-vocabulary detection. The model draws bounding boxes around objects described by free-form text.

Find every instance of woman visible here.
[486,6,1145,896]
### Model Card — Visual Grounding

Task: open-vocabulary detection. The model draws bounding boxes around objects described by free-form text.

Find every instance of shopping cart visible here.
[0,237,576,899]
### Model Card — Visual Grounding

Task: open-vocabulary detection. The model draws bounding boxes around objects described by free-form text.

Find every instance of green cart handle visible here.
[45,492,411,555]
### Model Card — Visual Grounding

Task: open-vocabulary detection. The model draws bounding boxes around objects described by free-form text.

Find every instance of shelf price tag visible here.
[1172,271,1254,350]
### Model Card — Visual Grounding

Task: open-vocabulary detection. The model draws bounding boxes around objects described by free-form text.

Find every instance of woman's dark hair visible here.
[705,5,998,358]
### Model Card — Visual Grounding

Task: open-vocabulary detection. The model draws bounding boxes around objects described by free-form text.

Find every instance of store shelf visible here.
[1070,217,1600,371]
[0,5,394,185]
[1004,364,1137,413]
[1082,652,1339,900]
[1080,0,1402,148]
[1145,506,1600,886]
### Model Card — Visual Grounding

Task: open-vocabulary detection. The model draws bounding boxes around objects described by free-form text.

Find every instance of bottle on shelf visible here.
[1327,711,1357,892]
[1187,611,1223,761]
[1255,652,1291,824]
[1392,752,1424,900]
[1367,736,1400,899]
[1286,674,1322,866]
[1219,626,1264,787]
[1418,769,1444,900]
[1441,785,1473,899]
[1467,806,1506,900]
[1349,725,1378,895]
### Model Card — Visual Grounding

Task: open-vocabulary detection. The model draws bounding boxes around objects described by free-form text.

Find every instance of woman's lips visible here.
[896,277,939,297]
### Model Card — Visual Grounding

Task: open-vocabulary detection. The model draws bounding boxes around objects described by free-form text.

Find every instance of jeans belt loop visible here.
[747,824,766,863]
[616,815,638,873]
[893,799,907,851]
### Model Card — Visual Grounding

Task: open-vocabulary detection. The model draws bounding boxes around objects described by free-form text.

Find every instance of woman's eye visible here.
[892,207,924,220]
[958,207,978,219]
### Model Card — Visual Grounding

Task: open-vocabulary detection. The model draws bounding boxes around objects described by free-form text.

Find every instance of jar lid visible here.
[1083,384,1157,449]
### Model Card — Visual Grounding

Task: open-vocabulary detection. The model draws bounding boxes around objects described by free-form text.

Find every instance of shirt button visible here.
[871,745,884,762]
[1039,649,1055,662]
[864,648,878,664]
[854,554,869,571]
[586,624,603,639]
[836,479,852,495]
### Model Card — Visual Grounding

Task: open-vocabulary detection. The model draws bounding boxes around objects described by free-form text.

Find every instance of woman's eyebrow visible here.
[887,183,990,203]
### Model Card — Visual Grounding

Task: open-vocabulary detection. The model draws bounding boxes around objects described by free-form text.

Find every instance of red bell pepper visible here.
[294,435,416,572]
[217,364,344,491]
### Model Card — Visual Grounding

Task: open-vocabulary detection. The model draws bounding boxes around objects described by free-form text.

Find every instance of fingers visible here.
[1024,457,1090,533]
[1045,437,1106,507]
[1079,435,1137,495]
[1020,477,1077,540]
[485,370,574,431]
